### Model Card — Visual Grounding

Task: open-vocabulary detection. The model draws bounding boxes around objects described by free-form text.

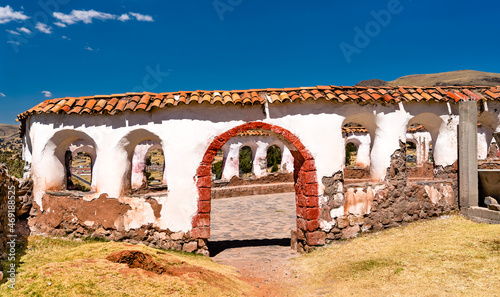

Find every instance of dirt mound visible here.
[106,250,225,279]
[106,250,172,274]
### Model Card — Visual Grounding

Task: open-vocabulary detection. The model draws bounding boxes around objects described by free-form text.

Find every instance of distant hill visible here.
[0,124,22,152]
[356,70,500,87]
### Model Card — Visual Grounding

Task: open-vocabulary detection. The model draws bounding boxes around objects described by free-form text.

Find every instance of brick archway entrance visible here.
[192,122,325,251]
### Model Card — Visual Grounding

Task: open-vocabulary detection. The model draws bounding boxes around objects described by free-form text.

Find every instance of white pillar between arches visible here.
[221,142,242,180]
[281,146,294,173]
[253,140,269,178]
[370,112,409,181]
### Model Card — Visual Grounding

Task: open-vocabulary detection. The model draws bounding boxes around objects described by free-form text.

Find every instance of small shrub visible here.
[212,160,223,180]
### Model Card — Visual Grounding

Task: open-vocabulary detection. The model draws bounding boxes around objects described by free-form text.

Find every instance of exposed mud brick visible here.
[305,196,319,207]
[302,171,317,184]
[197,200,211,213]
[297,218,307,230]
[198,187,211,201]
[305,208,320,220]
[202,149,217,164]
[192,227,210,239]
[297,194,306,207]
[192,213,210,228]
[302,160,316,172]
[306,231,326,246]
[301,149,315,161]
[196,164,211,177]
[217,131,233,143]
[292,139,306,153]
[282,129,299,144]
[297,205,307,218]
[306,220,319,231]
[196,176,212,188]
[270,125,284,135]
[304,183,319,196]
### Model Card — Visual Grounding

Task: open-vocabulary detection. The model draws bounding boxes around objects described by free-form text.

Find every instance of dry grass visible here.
[0,236,252,296]
[292,215,500,297]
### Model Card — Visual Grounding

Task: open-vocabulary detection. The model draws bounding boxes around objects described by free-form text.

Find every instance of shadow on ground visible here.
[208,238,291,257]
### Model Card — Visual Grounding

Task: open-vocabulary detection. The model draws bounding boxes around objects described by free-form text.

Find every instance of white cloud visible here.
[53,9,116,25]
[0,5,29,24]
[7,40,20,45]
[53,21,67,27]
[41,91,52,98]
[129,12,154,22]
[84,46,93,51]
[6,29,20,35]
[0,93,5,97]
[17,27,31,34]
[52,10,154,26]
[118,14,130,22]
[35,22,52,34]
[62,35,69,40]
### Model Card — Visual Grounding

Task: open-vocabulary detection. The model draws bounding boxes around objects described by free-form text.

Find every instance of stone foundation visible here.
[0,165,33,262]
[319,141,458,244]
[28,192,209,256]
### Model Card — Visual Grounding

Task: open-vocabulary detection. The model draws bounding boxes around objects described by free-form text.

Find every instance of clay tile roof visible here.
[17,86,500,136]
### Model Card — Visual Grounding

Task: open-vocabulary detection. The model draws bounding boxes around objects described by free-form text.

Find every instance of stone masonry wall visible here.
[0,164,33,262]
[320,141,458,243]
[28,193,209,256]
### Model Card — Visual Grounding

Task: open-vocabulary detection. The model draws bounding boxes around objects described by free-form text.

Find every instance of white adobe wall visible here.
[25,99,486,233]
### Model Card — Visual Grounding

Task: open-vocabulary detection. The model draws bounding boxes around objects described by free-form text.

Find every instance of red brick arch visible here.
[192,121,325,249]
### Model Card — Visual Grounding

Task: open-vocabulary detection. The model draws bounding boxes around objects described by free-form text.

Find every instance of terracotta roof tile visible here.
[124,100,137,111]
[17,86,500,137]
[104,98,119,113]
[114,99,128,113]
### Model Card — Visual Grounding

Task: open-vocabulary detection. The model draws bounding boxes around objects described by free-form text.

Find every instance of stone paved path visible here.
[209,193,300,285]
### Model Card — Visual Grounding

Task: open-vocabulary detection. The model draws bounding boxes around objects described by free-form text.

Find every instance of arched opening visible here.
[345,142,358,167]
[64,138,96,192]
[405,140,417,167]
[131,140,167,192]
[342,122,371,181]
[238,146,253,178]
[68,151,92,192]
[144,147,165,186]
[118,129,166,194]
[266,145,282,173]
[38,130,97,196]
[193,122,322,254]
[477,121,500,169]
[406,123,434,179]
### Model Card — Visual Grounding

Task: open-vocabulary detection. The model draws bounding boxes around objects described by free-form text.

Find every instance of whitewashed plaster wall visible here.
[24,100,499,233]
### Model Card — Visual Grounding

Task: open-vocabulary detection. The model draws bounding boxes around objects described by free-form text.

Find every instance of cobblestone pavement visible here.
[209,192,300,283]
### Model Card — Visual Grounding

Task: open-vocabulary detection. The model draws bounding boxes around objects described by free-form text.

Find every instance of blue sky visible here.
[0,0,499,124]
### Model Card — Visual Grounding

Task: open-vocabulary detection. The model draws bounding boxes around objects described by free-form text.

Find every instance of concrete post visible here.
[458,100,478,208]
